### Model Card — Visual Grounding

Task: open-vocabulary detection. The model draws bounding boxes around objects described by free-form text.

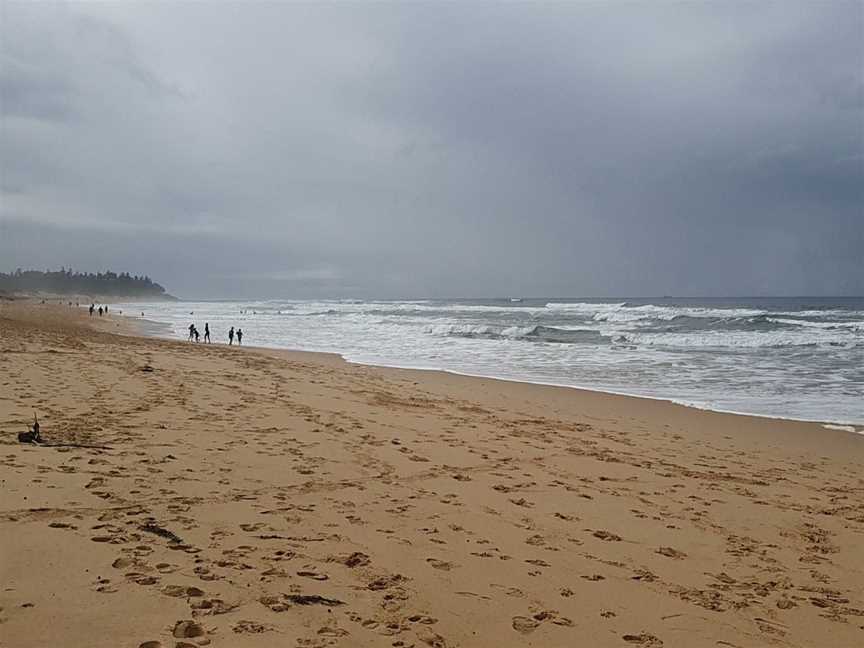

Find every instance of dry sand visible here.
[1,301,862,648]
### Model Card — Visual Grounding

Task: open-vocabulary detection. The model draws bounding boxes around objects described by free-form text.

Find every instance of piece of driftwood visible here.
[284,594,344,606]
[140,523,184,544]
[17,414,42,444]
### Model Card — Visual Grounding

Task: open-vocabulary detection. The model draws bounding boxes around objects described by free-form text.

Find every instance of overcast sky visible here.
[1,1,862,298]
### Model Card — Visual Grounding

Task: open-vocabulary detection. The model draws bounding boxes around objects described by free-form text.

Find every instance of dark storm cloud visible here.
[1,1,862,298]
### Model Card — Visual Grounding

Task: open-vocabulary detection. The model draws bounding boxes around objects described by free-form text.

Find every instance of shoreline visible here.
[125,309,864,433]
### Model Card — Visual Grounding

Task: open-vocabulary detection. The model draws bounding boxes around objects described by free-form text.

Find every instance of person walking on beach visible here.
[188,323,195,342]
[193,326,200,343]
[89,304,94,316]
[236,328,243,345]
[98,306,103,316]
[228,326,235,345]
[204,323,211,343]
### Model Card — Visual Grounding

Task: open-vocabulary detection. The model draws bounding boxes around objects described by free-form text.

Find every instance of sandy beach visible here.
[1,301,862,648]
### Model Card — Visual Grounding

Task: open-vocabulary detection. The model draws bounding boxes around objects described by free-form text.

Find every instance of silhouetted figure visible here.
[188,323,195,342]
[204,323,210,343]
[89,304,95,316]
[229,326,234,345]
[194,327,200,343]
[98,306,103,316]
[236,328,243,345]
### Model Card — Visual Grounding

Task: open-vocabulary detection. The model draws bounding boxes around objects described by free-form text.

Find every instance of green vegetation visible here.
[0,268,173,298]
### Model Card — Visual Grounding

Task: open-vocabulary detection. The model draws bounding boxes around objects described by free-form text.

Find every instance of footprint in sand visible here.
[161,585,205,598]
[367,574,407,591]
[426,558,454,571]
[417,629,447,647]
[525,559,550,567]
[512,616,540,634]
[112,557,135,569]
[233,620,272,634]
[172,620,205,639]
[329,551,370,568]
[194,566,219,581]
[91,577,117,594]
[155,563,178,574]
[239,522,265,532]
[656,547,687,559]
[623,633,663,646]
[297,569,329,581]
[126,573,160,586]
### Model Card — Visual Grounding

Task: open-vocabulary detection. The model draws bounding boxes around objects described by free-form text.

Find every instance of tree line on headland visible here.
[0,268,174,299]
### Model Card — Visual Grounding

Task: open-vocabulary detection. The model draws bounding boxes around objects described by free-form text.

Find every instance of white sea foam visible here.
[622,329,857,348]
[823,424,860,434]
[591,305,767,323]
[767,317,864,331]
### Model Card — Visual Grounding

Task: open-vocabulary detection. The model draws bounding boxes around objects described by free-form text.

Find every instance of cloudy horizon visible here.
[1,1,862,299]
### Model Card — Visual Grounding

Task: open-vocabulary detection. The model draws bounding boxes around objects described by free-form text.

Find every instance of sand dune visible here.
[1,302,862,647]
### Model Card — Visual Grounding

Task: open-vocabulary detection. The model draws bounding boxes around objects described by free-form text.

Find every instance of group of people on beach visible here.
[187,322,210,343]
[187,322,242,345]
[88,303,107,317]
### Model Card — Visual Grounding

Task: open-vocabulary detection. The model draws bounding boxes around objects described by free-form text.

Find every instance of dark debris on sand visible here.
[140,522,183,544]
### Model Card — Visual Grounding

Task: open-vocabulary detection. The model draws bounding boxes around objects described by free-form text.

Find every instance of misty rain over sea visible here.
[117,297,864,426]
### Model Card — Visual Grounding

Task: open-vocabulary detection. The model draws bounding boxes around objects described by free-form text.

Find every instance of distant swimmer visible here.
[204,323,211,343]
[229,326,235,345]
[236,328,243,345]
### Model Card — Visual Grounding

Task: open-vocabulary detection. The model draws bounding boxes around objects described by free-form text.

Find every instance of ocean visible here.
[114,297,864,425]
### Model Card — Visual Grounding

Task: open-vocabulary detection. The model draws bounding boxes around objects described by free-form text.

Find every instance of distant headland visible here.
[0,269,177,301]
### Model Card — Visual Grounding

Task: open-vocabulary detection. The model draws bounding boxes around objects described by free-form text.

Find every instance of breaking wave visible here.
[426,324,610,344]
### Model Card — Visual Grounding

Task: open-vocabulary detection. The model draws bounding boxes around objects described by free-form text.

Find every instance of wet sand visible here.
[1,301,862,647]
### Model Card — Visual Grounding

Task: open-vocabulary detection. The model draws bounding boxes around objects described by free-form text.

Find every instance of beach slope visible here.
[1,303,862,647]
